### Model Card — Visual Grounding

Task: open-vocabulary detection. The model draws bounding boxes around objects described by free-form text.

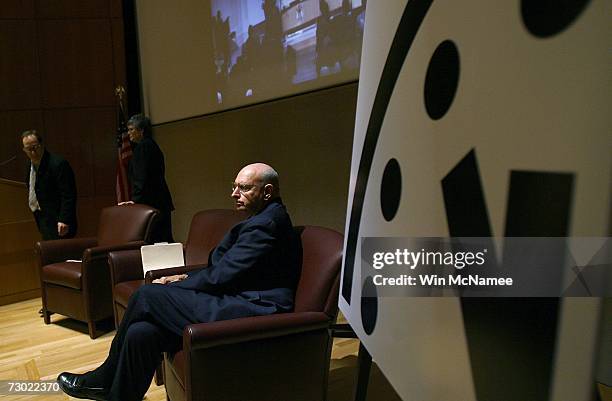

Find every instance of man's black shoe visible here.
[57,372,108,401]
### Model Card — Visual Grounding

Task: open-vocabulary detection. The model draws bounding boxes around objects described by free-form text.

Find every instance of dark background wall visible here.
[0,0,126,236]
[0,0,358,240]
[154,83,358,241]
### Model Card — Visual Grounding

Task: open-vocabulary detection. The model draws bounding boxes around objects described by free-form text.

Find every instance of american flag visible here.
[115,86,132,203]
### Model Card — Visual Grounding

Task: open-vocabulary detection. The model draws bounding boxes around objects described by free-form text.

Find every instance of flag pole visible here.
[115,85,133,203]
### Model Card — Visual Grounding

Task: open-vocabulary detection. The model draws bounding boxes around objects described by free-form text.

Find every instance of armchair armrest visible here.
[171,312,334,401]
[35,237,98,266]
[108,249,144,285]
[83,241,146,262]
[184,311,331,351]
[81,241,146,285]
[80,241,146,321]
[145,264,206,284]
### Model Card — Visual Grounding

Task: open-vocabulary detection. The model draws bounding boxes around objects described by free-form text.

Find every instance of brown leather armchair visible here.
[151,225,343,401]
[35,204,158,338]
[108,209,247,328]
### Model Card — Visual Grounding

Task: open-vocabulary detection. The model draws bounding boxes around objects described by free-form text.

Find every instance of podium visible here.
[0,178,40,305]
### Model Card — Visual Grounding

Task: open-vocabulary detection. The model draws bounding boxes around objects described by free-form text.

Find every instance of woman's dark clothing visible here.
[128,137,174,242]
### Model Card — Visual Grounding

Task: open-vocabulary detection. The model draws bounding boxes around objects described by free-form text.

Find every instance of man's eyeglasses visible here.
[231,182,258,194]
[23,144,41,152]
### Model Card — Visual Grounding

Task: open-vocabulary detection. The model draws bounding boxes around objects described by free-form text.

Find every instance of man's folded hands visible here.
[152,274,188,285]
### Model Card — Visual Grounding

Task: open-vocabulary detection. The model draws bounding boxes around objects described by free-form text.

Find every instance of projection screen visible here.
[136,0,366,124]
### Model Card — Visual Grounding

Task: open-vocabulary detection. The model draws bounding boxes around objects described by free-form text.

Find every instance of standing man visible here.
[57,163,301,401]
[22,130,77,240]
[119,114,174,243]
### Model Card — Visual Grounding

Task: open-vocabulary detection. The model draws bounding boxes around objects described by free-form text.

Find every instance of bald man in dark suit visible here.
[58,163,301,401]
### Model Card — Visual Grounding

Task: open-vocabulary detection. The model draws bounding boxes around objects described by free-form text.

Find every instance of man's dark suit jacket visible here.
[128,136,174,213]
[172,198,302,321]
[26,150,77,240]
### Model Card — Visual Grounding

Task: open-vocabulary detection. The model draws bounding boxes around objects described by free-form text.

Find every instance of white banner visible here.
[341,1,611,400]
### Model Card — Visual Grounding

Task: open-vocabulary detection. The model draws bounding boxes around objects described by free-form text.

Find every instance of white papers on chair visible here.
[140,242,185,275]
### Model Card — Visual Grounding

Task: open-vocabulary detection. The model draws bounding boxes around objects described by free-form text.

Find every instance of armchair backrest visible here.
[97,205,159,247]
[184,209,248,265]
[293,226,343,318]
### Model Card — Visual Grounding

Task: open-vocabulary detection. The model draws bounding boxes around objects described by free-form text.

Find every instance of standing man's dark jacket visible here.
[26,150,77,240]
[128,136,174,241]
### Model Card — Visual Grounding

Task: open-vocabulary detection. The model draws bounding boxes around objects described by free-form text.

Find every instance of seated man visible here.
[57,163,301,401]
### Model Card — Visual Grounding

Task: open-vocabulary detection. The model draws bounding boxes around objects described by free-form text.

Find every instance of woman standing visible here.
[120,114,174,243]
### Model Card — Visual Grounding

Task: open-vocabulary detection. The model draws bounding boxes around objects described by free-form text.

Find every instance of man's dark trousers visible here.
[90,285,192,401]
[89,282,277,401]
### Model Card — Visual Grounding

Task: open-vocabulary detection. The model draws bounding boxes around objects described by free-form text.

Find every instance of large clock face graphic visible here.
[340,1,610,400]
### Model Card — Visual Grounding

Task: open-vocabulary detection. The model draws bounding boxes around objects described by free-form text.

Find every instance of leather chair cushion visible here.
[42,262,82,289]
[114,280,144,307]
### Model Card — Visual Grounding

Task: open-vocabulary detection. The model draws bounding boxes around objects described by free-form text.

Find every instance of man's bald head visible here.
[231,163,280,215]
[243,163,280,195]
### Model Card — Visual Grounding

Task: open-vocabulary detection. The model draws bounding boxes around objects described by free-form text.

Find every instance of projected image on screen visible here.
[135,0,366,123]
[211,0,365,105]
